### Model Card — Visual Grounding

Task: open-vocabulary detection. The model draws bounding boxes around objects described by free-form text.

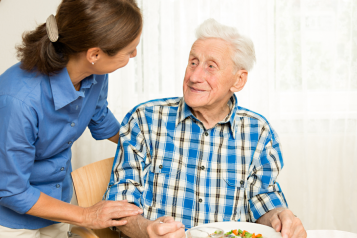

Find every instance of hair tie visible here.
[46,14,59,42]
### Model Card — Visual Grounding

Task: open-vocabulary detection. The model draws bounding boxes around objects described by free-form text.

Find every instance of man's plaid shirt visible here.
[105,94,287,229]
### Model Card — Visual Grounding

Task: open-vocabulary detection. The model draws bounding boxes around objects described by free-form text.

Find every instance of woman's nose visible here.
[130,49,137,58]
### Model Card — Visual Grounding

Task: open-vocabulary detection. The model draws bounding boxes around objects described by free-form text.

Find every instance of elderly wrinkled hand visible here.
[147,216,186,238]
[270,209,307,238]
[82,200,143,229]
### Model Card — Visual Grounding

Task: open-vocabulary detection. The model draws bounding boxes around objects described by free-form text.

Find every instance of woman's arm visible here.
[107,132,119,144]
[27,192,143,229]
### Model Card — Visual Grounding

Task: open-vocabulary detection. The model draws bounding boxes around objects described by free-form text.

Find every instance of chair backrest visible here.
[71,157,119,238]
[72,157,114,207]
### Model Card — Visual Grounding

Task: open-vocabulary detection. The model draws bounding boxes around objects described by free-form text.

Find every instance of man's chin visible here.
[184,99,206,109]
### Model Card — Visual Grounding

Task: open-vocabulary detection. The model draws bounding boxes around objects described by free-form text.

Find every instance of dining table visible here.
[306,230,357,238]
[69,230,357,238]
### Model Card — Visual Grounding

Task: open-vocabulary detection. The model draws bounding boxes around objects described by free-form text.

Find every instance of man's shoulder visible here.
[123,97,182,121]
[236,106,271,128]
[132,97,181,111]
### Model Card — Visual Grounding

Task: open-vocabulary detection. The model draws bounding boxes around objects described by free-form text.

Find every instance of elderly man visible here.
[105,19,306,238]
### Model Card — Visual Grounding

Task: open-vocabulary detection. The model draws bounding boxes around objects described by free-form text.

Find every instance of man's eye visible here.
[209,65,214,68]
[191,62,196,65]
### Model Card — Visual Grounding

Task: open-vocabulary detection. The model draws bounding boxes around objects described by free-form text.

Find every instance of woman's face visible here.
[92,32,141,74]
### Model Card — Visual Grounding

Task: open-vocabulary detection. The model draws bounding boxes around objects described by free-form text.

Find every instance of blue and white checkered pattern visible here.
[105,94,287,229]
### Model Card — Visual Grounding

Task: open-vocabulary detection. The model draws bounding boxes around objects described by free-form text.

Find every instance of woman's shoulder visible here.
[0,62,48,105]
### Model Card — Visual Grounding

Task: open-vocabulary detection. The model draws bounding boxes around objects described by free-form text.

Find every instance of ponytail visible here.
[16,23,69,75]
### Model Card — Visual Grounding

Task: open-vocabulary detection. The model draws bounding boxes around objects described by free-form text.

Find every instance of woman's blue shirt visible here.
[0,63,119,229]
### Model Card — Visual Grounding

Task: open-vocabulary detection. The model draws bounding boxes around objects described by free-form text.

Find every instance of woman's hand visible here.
[81,200,143,229]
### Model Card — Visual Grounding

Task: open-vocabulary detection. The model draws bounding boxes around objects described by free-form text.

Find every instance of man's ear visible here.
[86,47,101,64]
[230,70,248,93]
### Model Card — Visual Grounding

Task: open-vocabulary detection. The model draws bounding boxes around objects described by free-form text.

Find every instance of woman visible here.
[0,0,143,237]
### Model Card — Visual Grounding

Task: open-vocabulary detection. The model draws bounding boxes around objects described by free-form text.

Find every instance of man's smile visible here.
[189,86,206,93]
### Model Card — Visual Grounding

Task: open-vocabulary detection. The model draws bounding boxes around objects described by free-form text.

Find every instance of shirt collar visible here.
[226,94,238,139]
[176,94,239,139]
[49,68,97,110]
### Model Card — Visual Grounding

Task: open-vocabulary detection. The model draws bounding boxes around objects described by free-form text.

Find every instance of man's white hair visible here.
[195,18,256,72]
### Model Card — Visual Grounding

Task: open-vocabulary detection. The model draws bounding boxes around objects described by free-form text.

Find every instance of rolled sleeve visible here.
[249,191,287,222]
[88,75,119,140]
[89,107,120,140]
[0,95,40,214]
[246,126,288,222]
[0,186,41,214]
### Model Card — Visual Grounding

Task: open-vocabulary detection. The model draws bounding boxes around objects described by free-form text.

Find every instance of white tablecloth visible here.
[307,230,357,238]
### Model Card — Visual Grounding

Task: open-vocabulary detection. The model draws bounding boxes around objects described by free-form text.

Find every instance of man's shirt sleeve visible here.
[0,95,41,214]
[88,75,120,140]
[104,109,150,208]
[246,125,288,222]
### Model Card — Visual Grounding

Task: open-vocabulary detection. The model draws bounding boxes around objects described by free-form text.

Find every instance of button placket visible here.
[240,180,245,187]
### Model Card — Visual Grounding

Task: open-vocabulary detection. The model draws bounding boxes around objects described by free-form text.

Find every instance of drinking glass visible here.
[186,227,224,238]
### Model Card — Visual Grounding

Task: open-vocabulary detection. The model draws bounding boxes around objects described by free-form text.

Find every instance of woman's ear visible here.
[230,70,248,93]
[86,47,101,64]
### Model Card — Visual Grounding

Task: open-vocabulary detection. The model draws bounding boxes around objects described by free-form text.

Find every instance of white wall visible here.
[0,0,61,74]
[0,0,118,174]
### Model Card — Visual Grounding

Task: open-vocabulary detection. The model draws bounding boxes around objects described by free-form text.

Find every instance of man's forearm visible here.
[255,207,287,226]
[116,214,153,238]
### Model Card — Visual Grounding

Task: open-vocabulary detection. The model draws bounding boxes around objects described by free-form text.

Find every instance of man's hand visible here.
[81,200,143,229]
[256,208,307,238]
[147,216,186,238]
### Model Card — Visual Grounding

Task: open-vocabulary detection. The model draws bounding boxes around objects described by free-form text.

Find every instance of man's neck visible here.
[190,101,231,130]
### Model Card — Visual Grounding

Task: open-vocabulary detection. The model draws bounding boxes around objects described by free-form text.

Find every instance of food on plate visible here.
[220,229,263,238]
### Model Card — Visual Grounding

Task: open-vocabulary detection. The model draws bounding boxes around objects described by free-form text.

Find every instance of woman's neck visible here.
[66,53,91,91]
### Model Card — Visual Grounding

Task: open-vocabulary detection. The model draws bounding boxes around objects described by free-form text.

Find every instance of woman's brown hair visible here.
[16,0,142,75]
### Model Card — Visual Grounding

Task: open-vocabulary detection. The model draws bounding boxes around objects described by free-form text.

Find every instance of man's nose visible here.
[189,65,205,83]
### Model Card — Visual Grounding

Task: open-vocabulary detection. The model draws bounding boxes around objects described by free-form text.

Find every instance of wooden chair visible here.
[70,157,120,238]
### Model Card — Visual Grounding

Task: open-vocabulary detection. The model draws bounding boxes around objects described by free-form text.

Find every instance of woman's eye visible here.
[209,65,214,68]
[191,62,196,65]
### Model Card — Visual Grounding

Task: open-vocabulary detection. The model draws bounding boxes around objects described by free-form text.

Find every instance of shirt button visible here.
[60,167,64,171]
[56,184,60,188]
[198,198,203,203]
[159,165,163,169]
[68,141,72,145]
[71,122,75,127]
[200,166,205,170]
[204,131,209,136]
[240,180,244,185]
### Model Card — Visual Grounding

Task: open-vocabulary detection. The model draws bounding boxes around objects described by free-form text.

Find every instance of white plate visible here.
[193,222,282,238]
